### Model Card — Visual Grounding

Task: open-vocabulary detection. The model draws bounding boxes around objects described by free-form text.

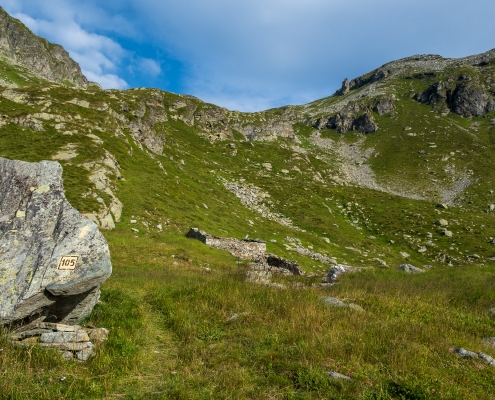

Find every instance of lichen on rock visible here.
[0,157,112,327]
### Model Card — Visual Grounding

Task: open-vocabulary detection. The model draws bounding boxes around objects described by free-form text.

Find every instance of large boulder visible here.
[0,157,112,327]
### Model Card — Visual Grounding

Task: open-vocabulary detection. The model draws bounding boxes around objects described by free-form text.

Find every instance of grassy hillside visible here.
[1,50,495,399]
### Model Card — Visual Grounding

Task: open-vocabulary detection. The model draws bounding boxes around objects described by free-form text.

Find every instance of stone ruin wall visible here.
[187,228,266,259]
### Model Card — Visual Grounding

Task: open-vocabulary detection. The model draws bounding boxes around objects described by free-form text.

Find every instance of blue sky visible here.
[1,0,494,112]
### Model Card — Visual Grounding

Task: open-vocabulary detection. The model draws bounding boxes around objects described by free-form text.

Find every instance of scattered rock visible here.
[52,143,78,161]
[454,347,495,366]
[397,264,424,274]
[454,347,479,359]
[10,322,107,362]
[40,330,89,343]
[264,254,303,275]
[353,112,378,134]
[435,219,449,227]
[246,270,272,286]
[489,308,495,319]
[436,203,448,209]
[323,264,361,282]
[400,252,410,258]
[321,297,346,307]
[89,327,109,344]
[321,297,364,312]
[327,371,352,380]
[0,157,112,326]
[347,303,365,312]
[483,337,495,347]
[373,98,395,115]
[226,313,247,322]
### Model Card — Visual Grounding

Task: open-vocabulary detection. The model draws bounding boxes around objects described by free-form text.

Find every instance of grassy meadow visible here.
[0,57,495,399]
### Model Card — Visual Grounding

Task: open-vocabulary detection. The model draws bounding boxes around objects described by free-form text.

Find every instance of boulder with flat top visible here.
[0,157,112,327]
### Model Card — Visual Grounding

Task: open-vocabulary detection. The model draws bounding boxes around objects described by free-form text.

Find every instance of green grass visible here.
[1,55,495,398]
[2,232,494,398]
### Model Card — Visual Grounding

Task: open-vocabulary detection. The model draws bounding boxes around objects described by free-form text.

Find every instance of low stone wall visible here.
[265,254,303,276]
[187,228,266,259]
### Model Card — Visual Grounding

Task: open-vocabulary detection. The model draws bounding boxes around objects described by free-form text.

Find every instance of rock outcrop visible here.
[324,110,378,134]
[234,119,295,141]
[0,157,112,327]
[416,75,495,118]
[0,7,89,88]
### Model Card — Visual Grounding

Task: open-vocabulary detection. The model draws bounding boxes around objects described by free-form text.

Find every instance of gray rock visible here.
[373,98,395,115]
[61,351,74,361]
[327,371,351,380]
[37,322,81,332]
[435,219,449,227]
[451,82,495,118]
[321,297,347,307]
[40,330,89,343]
[482,337,495,347]
[336,78,350,96]
[347,303,365,312]
[40,341,92,351]
[0,157,112,326]
[478,352,495,366]
[327,113,354,134]
[0,8,89,88]
[455,347,495,366]
[397,264,424,274]
[454,347,479,359]
[226,313,247,322]
[489,308,495,319]
[353,112,378,134]
[246,270,272,285]
[75,343,95,361]
[324,265,347,282]
[89,327,109,344]
[19,329,53,338]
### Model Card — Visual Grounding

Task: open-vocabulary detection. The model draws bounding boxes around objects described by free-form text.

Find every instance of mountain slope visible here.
[1,11,495,399]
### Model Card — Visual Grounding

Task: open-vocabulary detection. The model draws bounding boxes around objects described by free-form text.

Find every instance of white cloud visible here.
[3,0,495,110]
[11,10,128,89]
[83,71,128,89]
[136,58,161,77]
[127,0,495,110]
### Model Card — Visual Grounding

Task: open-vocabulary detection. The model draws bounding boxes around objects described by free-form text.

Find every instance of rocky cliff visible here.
[0,7,89,88]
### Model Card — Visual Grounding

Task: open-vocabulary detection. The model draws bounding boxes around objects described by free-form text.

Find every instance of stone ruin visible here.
[10,322,109,361]
[187,228,304,284]
[0,157,112,360]
[187,227,266,259]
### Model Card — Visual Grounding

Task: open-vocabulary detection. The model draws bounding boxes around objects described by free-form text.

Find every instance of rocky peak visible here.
[0,7,89,88]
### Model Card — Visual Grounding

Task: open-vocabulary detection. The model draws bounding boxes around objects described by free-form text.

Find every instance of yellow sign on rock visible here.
[58,255,79,270]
